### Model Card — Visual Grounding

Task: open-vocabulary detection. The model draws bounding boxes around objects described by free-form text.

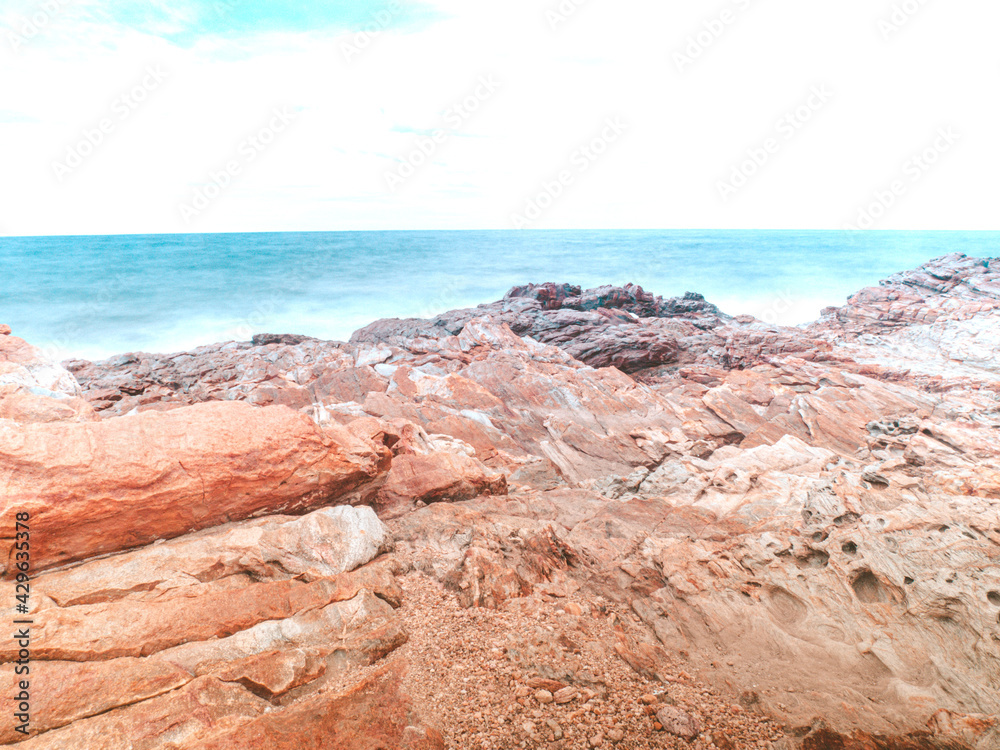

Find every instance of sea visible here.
[3,229,998,362]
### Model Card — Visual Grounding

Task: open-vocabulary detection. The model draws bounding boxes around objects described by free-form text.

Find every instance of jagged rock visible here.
[816,253,1000,337]
[813,253,1000,385]
[375,451,507,519]
[0,332,94,424]
[250,332,316,347]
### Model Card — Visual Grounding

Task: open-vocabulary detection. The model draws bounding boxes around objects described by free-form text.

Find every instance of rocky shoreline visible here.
[1,253,998,749]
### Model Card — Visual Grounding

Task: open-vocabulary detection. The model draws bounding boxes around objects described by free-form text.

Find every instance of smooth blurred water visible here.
[2,229,997,361]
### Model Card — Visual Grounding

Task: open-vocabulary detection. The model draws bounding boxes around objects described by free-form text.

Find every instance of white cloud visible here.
[1,0,998,235]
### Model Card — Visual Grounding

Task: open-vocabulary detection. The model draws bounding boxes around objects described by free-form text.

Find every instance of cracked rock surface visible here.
[2,254,999,748]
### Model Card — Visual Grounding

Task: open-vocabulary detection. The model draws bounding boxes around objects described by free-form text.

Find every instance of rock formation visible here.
[0,401,389,573]
[0,331,94,425]
[2,253,999,749]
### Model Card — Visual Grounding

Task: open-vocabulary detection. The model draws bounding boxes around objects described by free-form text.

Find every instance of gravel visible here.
[393,572,784,749]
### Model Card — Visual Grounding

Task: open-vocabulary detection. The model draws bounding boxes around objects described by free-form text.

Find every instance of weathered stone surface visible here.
[0,657,192,744]
[4,576,388,662]
[816,253,1000,337]
[375,451,507,519]
[0,401,388,575]
[926,710,1000,750]
[0,334,81,397]
[64,339,359,416]
[0,333,94,424]
[208,648,326,699]
[154,589,404,676]
[34,505,393,608]
[12,676,270,749]
[812,253,1000,387]
[0,387,95,424]
[5,254,1000,748]
[195,662,444,750]
[2,530,412,745]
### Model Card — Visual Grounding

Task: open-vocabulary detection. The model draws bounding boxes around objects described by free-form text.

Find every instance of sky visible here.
[1,0,998,235]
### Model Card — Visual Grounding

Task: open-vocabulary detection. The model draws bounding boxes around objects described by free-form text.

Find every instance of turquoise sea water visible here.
[2,229,998,361]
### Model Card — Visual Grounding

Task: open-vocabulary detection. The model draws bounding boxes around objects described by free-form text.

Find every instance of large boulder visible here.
[0,401,389,574]
[0,329,94,424]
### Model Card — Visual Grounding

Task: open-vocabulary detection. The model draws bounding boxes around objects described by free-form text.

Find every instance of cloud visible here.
[1,0,998,235]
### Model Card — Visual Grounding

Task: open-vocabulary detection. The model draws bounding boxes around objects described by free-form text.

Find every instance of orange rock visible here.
[703,386,767,437]
[0,386,96,424]
[155,589,403,677]
[0,401,388,575]
[6,256,1000,747]
[525,677,567,692]
[0,333,49,367]
[195,661,444,749]
[0,657,192,744]
[655,706,701,740]
[5,576,373,662]
[14,675,270,749]
[375,451,507,519]
[209,648,326,699]
[0,332,92,425]
[926,709,999,748]
[33,505,394,609]
[553,686,579,704]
